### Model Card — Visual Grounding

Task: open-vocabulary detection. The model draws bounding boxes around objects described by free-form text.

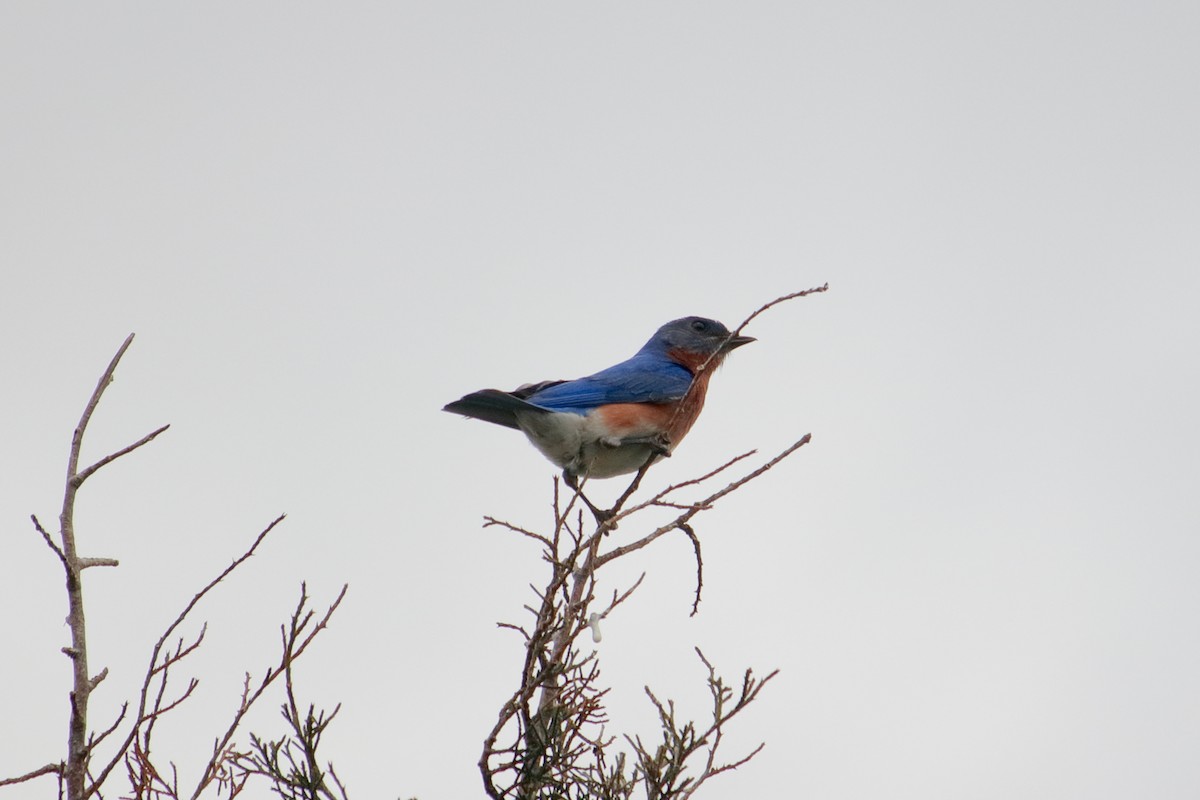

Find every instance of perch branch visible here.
[479,288,825,797]
[597,434,811,570]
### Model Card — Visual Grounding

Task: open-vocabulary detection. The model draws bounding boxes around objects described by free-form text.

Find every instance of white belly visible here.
[514,410,665,479]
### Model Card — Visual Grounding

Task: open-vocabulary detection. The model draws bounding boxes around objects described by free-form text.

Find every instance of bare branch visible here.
[496,621,531,641]
[684,434,811,511]
[188,583,348,800]
[484,516,554,549]
[20,335,355,800]
[601,572,646,617]
[0,762,63,788]
[51,332,154,800]
[676,523,703,617]
[732,282,830,337]
[479,433,799,796]
[86,515,288,797]
[597,434,812,571]
[221,585,352,800]
[78,557,120,570]
[613,450,757,521]
[68,333,137,482]
[680,649,780,797]
[89,704,128,755]
[73,424,171,488]
[151,627,208,678]
[31,513,67,568]
[145,678,200,723]
[88,667,109,692]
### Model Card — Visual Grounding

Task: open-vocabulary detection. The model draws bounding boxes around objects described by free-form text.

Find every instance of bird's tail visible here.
[442,389,548,430]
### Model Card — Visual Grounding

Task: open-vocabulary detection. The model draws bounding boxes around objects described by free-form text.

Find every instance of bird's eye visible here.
[690,319,708,332]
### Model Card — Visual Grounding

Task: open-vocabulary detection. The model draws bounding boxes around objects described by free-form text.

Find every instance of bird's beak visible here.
[723,334,756,352]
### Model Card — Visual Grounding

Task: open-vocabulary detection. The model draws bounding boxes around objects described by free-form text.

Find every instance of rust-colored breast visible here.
[665,367,712,444]
[591,366,713,448]
[594,402,675,437]
[592,348,721,449]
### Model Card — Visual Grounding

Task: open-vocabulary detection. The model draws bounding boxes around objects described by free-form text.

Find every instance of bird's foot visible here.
[563,469,619,530]
[601,432,672,457]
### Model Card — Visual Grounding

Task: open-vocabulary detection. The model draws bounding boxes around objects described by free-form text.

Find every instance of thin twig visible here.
[676,523,704,617]
[0,762,63,788]
[89,704,128,755]
[69,333,137,480]
[143,627,207,754]
[73,424,171,488]
[597,434,811,570]
[188,583,347,800]
[732,283,830,337]
[86,515,288,797]
[613,450,757,522]
[31,514,67,568]
[484,516,554,549]
[145,678,200,723]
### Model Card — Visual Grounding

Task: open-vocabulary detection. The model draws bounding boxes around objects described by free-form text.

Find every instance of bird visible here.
[443,316,754,500]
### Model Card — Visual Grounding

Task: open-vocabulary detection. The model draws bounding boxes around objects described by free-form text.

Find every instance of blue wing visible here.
[526,354,693,413]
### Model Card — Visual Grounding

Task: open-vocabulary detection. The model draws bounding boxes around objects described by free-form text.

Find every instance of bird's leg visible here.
[604,451,657,522]
[568,435,671,528]
[563,469,616,526]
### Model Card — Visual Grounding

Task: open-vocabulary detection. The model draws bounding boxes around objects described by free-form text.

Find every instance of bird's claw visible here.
[645,433,672,457]
[563,469,619,529]
[601,433,672,457]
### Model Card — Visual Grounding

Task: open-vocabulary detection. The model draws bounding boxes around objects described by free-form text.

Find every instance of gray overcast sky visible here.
[3,3,1199,798]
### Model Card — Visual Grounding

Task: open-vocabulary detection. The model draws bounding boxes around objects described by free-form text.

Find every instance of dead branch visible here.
[25,332,171,800]
[86,516,288,797]
[626,649,778,800]
[13,334,351,800]
[676,523,703,616]
[188,582,348,800]
[596,434,812,571]
[615,450,757,519]
[484,516,554,549]
[732,282,830,338]
[0,762,63,788]
[31,514,68,567]
[224,585,352,800]
[89,703,127,757]
[677,648,779,798]
[73,424,171,489]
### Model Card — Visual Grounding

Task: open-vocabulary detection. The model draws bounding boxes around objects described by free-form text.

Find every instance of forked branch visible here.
[26,333,171,800]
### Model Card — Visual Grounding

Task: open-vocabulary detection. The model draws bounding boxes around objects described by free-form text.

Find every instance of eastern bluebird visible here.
[443,316,754,492]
